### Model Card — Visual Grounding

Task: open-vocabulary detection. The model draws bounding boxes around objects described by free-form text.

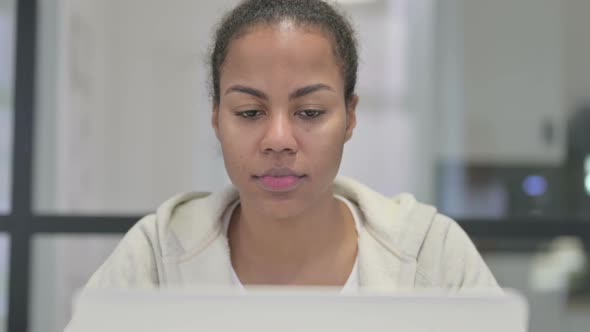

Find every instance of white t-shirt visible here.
[222,195,363,292]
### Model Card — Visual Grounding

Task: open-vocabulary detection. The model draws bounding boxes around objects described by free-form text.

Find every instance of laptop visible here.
[66,288,529,332]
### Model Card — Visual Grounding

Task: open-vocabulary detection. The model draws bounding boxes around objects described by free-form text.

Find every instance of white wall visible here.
[564,0,590,112]
[35,0,239,215]
[437,0,568,166]
[0,0,15,214]
[340,0,438,202]
[35,0,434,212]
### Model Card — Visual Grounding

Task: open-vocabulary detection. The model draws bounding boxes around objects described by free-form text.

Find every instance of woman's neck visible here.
[227,192,357,286]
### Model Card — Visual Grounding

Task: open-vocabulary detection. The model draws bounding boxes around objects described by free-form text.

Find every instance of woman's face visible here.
[213,22,358,219]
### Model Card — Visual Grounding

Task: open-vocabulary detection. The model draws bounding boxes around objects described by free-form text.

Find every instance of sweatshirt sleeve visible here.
[82,214,160,289]
[416,214,500,290]
[439,216,500,289]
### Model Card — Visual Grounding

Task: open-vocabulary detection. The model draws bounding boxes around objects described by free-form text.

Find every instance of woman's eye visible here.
[237,110,262,119]
[298,110,324,119]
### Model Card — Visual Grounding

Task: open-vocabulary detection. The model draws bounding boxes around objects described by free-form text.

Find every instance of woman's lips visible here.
[256,175,305,192]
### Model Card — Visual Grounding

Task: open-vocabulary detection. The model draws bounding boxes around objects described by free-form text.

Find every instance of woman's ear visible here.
[212,103,221,141]
[344,95,359,142]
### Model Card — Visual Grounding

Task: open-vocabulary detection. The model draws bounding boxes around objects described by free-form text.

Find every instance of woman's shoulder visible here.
[148,187,239,255]
[382,198,499,289]
[335,176,498,289]
[334,176,467,252]
[415,212,499,289]
[123,191,216,253]
[83,188,238,289]
[334,176,435,251]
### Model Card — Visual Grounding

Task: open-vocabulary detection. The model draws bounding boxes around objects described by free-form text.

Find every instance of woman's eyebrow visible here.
[225,85,268,100]
[224,83,334,100]
[289,83,334,100]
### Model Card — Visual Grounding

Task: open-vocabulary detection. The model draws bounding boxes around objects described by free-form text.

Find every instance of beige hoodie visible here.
[82,176,499,291]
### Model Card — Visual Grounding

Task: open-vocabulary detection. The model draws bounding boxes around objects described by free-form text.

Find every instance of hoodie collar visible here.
[156,176,420,289]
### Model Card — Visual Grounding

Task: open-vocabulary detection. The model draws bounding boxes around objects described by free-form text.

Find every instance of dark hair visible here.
[209,0,358,106]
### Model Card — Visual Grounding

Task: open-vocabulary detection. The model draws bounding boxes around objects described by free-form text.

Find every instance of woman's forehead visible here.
[220,25,343,86]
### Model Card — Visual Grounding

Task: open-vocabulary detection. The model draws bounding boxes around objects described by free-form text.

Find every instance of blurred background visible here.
[0,0,589,331]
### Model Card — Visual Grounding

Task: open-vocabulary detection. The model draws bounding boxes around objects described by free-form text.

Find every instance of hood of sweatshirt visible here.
[148,176,437,289]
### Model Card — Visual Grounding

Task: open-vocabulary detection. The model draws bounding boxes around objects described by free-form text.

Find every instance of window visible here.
[30,234,121,332]
[1,0,589,331]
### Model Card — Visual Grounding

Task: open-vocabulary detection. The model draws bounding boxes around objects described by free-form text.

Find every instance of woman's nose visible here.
[260,112,298,154]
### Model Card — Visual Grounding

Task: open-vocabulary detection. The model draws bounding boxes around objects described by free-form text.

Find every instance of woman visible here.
[82,0,498,291]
